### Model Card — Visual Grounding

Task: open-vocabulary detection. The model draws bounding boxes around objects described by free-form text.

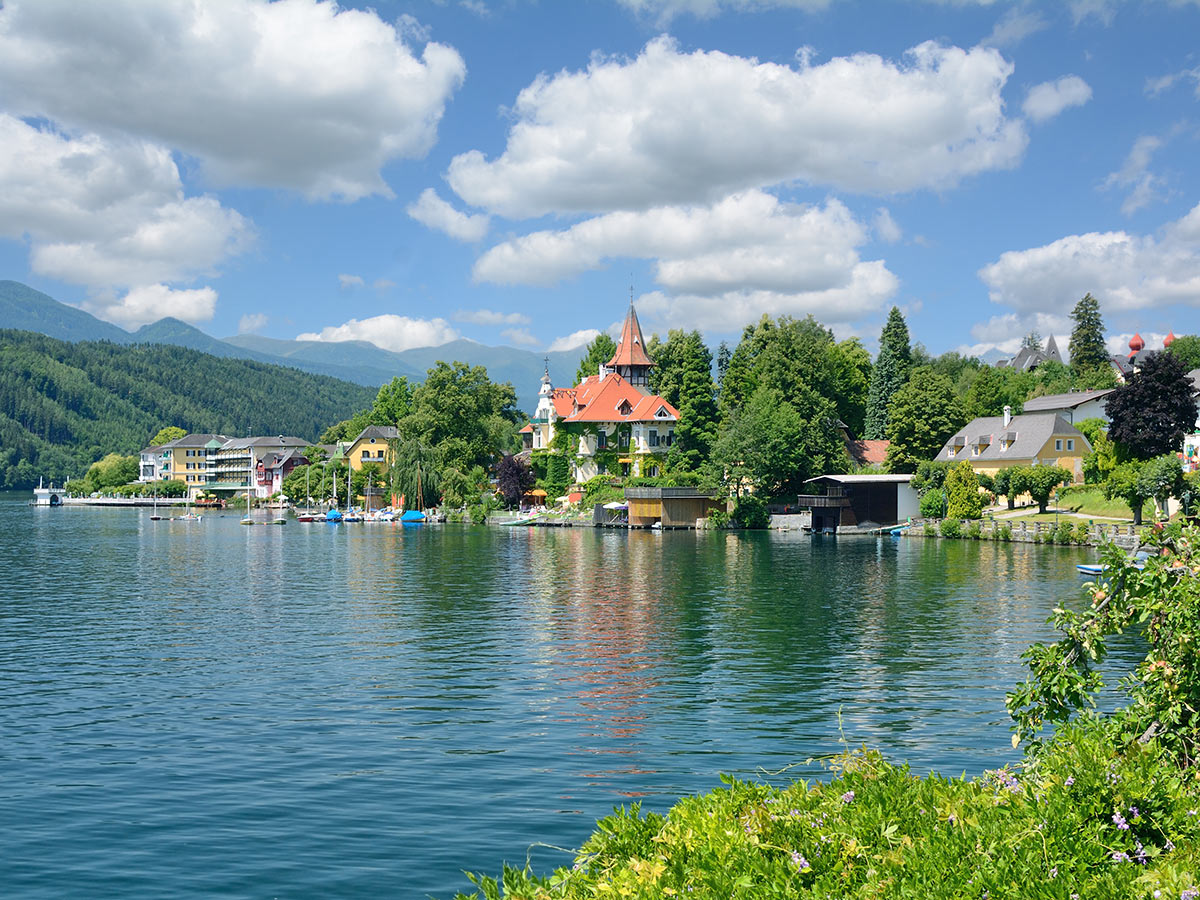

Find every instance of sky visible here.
[1,0,1199,363]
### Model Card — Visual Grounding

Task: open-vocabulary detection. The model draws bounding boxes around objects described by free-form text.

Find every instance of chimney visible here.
[1003,405,1012,428]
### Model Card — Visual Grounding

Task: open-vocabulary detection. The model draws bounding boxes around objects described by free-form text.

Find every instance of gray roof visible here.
[936,412,1089,463]
[1022,388,1115,412]
[998,335,1064,372]
[218,435,309,450]
[353,425,399,443]
[161,433,229,449]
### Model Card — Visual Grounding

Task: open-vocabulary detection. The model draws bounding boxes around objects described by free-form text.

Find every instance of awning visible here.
[602,501,628,509]
[528,488,548,496]
[618,457,633,464]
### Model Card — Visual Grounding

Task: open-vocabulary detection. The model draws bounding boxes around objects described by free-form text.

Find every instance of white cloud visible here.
[474,192,897,331]
[874,208,903,243]
[238,313,268,334]
[1104,135,1166,215]
[958,311,1072,358]
[447,37,1026,218]
[501,327,540,346]
[84,284,218,330]
[0,0,466,201]
[406,188,490,242]
[618,0,830,25]
[547,329,601,352]
[454,308,531,326]
[0,115,252,290]
[297,314,459,352]
[1022,75,1092,123]
[982,9,1049,48]
[1147,66,1200,98]
[373,279,396,291]
[1108,332,1169,355]
[338,274,366,289]
[1069,0,1119,26]
[978,202,1200,314]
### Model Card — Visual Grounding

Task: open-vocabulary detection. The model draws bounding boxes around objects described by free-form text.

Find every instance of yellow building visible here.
[344,425,397,471]
[160,433,228,493]
[934,408,1092,482]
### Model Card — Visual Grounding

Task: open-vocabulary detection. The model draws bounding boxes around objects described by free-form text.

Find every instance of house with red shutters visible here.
[520,303,680,482]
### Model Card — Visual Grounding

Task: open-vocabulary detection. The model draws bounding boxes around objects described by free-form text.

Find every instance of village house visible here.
[1021,388,1115,424]
[996,334,1064,373]
[935,406,1091,482]
[520,303,680,483]
[155,433,311,499]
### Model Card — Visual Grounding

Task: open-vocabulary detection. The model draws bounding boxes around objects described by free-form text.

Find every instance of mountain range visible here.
[0,280,588,411]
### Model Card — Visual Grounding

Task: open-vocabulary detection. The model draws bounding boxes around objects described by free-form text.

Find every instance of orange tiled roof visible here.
[847,439,890,466]
[561,372,679,423]
[606,304,654,369]
[519,424,533,433]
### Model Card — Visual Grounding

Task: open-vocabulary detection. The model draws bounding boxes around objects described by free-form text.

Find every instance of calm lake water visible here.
[1,495,1123,898]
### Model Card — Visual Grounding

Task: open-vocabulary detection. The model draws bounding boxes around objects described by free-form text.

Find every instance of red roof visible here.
[847,439,890,466]
[519,424,533,433]
[554,373,679,424]
[606,304,654,369]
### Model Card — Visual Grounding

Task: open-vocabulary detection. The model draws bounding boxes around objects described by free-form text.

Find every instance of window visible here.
[619,431,630,449]
[666,430,674,447]
[948,447,956,458]
[647,465,659,478]
[1055,439,1063,451]
[597,431,607,450]
[1066,439,1075,451]
[649,429,659,448]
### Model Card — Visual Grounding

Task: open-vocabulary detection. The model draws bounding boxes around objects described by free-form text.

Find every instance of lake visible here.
[0,496,1120,898]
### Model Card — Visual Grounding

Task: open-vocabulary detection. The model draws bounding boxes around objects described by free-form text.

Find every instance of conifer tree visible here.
[864,307,911,439]
[1068,293,1109,376]
[574,333,617,384]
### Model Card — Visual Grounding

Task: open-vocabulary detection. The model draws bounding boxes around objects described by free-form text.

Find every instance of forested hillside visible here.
[0,329,376,489]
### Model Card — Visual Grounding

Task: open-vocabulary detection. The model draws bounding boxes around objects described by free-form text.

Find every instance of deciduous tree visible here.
[574,333,617,384]
[1105,351,1198,460]
[884,368,964,474]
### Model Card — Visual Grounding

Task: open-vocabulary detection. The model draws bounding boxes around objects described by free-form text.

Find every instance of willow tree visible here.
[387,438,440,509]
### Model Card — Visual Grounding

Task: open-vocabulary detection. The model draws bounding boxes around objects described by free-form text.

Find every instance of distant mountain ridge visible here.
[0,280,586,411]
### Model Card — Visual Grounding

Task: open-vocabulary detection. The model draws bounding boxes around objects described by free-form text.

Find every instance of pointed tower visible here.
[532,359,558,449]
[604,303,654,387]
[1044,333,1063,365]
[1165,330,1177,349]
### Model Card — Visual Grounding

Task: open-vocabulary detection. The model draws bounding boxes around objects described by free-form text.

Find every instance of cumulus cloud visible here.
[0,115,252,291]
[1022,75,1092,123]
[84,284,218,330]
[474,192,897,330]
[982,9,1049,48]
[501,327,540,346]
[978,202,1200,315]
[407,188,490,241]
[618,0,829,24]
[547,329,601,352]
[1104,135,1166,215]
[454,308,531,326]
[958,311,1072,358]
[338,274,366,289]
[238,313,268,334]
[874,208,903,243]
[0,0,466,200]
[447,37,1026,218]
[296,314,459,352]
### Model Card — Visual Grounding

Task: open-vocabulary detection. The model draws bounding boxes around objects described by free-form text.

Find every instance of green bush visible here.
[994,523,1012,542]
[965,520,982,540]
[939,517,962,538]
[919,488,947,519]
[467,503,486,525]
[945,461,983,519]
[923,522,937,536]
[708,509,732,529]
[733,495,769,529]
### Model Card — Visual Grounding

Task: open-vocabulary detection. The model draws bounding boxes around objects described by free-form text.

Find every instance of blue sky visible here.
[1,0,1198,361]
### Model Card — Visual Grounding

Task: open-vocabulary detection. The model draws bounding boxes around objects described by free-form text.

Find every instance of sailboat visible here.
[297,465,320,522]
[149,481,163,520]
[240,455,255,525]
[343,464,363,522]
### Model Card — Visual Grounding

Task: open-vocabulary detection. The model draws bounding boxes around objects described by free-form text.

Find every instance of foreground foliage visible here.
[456,525,1200,899]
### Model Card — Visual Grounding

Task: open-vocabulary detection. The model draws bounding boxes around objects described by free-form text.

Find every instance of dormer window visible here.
[656,406,670,418]
[618,400,633,416]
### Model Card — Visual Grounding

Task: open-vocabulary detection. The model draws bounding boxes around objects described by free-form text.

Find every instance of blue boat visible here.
[400,510,426,524]
[325,509,343,523]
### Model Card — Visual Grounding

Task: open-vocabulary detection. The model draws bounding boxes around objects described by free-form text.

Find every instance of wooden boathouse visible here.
[624,486,723,529]
[797,474,918,533]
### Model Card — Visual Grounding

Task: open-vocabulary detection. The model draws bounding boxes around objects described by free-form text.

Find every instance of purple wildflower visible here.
[1111,851,1131,863]
[1049,867,1057,879]
[1113,811,1129,830]
[1182,890,1199,900]
[1129,806,1140,819]
[790,851,811,872]
[841,790,855,804]
[1064,776,1075,786]
[1134,841,1148,865]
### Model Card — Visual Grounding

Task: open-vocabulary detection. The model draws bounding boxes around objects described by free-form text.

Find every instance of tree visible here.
[148,426,186,446]
[963,365,1009,419]
[649,330,718,472]
[1068,293,1109,377]
[1167,334,1200,372]
[827,338,872,438]
[574,333,617,384]
[884,368,964,474]
[1075,418,1116,484]
[945,461,983,519]
[1105,351,1198,460]
[84,453,139,490]
[911,460,952,497]
[387,438,441,509]
[1105,460,1149,524]
[496,454,534,508]
[1021,331,1042,351]
[992,467,1016,509]
[1137,454,1184,520]
[864,307,911,439]
[1024,465,1072,514]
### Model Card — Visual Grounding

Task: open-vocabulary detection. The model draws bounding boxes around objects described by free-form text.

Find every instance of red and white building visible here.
[521,304,680,481]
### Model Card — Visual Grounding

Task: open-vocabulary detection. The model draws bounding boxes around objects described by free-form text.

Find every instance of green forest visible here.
[0,329,376,489]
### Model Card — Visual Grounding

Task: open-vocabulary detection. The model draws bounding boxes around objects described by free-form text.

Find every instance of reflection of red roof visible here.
[847,439,890,466]
[606,304,654,369]
[554,373,679,424]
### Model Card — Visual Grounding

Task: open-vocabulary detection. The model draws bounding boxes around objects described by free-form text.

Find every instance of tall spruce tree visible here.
[864,306,911,439]
[649,330,718,472]
[1068,293,1109,376]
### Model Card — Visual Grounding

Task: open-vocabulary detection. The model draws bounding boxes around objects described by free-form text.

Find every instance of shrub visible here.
[945,462,983,519]
[995,523,1012,542]
[467,503,486,525]
[939,517,962,538]
[966,520,983,540]
[708,509,732,529]
[733,495,769,529]
[919,488,947,519]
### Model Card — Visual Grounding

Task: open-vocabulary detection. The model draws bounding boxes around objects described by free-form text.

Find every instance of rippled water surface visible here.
[1,496,1114,897]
